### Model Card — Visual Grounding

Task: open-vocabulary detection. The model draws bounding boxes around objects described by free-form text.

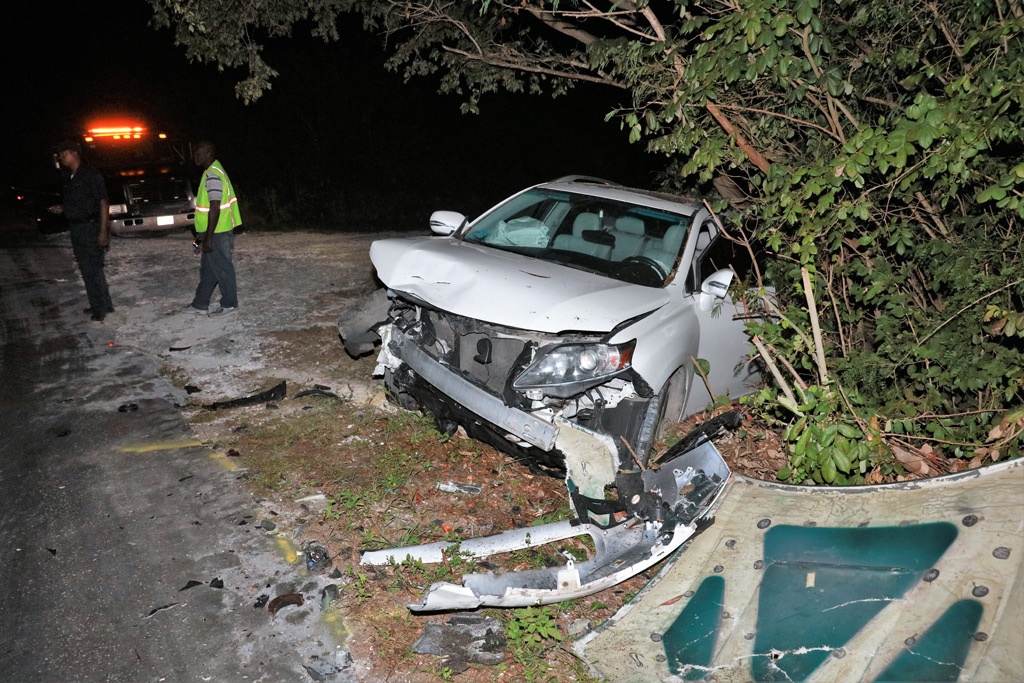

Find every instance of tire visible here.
[657,366,690,438]
[634,366,689,465]
[383,366,420,411]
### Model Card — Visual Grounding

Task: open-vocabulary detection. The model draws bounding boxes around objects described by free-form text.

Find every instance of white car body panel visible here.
[370,237,669,334]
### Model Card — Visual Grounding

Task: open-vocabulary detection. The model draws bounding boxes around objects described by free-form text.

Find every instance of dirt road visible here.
[103,229,383,404]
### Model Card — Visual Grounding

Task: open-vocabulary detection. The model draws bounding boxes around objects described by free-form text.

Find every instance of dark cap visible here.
[56,139,82,155]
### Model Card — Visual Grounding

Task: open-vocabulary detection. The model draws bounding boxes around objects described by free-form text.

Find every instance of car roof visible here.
[538,176,705,215]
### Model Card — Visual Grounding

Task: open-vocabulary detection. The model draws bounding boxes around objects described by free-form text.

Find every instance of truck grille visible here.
[126,178,192,205]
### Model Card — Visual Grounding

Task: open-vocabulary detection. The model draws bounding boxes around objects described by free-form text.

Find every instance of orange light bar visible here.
[86,124,148,140]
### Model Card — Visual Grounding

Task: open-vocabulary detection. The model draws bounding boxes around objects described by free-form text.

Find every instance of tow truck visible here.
[79,120,196,234]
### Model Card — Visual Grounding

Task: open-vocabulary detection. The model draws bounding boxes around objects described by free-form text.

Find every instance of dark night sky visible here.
[3,0,661,227]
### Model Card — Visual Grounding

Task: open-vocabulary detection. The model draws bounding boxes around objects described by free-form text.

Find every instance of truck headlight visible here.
[109,204,128,216]
[513,340,635,398]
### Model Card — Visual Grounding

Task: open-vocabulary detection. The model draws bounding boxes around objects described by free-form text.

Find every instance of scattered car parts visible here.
[203,381,287,410]
[361,417,734,610]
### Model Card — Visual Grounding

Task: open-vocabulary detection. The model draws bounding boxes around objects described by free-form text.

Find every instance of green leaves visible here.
[772,388,874,484]
[506,606,564,648]
[794,0,818,26]
[150,0,1024,471]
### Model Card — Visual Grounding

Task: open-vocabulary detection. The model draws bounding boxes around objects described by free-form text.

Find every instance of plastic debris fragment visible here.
[437,481,482,495]
[203,381,287,410]
[268,592,304,615]
[305,545,332,574]
[412,615,507,666]
[294,388,341,400]
[320,584,339,611]
[145,603,179,618]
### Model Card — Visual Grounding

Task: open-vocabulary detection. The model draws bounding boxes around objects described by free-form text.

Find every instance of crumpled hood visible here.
[370,236,668,334]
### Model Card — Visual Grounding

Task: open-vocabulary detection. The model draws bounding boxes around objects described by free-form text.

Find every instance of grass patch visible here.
[189,384,637,682]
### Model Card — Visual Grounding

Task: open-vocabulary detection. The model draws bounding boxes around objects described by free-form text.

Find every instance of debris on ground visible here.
[436,481,483,495]
[305,545,332,574]
[302,650,356,682]
[411,614,507,669]
[295,493,329,515]
[268,592,305,616]
[320,584,339,611]
[203,381,288,410]
[145,603,179,618]
[294,387,341,401]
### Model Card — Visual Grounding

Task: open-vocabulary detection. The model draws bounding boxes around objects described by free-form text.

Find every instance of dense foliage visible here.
[150,0,1023,482]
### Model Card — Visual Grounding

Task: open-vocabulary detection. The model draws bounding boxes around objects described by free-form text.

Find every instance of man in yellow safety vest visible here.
[186,140,242,317]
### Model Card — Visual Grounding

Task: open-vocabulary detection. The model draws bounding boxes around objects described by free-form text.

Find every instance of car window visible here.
[689,231,765,291]
[462,188,692,287]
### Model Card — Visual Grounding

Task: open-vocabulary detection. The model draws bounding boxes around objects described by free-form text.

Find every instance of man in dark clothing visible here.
[50,140,114,321]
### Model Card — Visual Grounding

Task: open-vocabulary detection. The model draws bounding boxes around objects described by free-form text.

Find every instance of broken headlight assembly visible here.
[512,340,636,399]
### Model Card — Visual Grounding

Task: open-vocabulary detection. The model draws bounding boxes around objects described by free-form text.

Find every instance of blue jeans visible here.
[190,231,237,310]
[69,222,113,312]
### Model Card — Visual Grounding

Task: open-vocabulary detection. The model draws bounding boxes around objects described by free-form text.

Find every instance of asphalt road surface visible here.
[0,218,352,682]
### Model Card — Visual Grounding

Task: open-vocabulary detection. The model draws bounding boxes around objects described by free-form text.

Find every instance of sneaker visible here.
[209,307,237,318]
[84,306,115,314]
[184,304,208,314]
[90,311,106,322]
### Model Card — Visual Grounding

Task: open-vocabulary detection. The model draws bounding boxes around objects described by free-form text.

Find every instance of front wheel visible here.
[633,366,690,465]
[383,366,420,411]
[656,366,690,439]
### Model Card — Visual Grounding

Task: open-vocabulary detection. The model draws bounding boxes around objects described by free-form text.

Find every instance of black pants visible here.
[69,222,112,313]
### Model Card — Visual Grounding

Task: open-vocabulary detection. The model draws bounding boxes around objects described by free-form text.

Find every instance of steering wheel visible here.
[615,256,668,286]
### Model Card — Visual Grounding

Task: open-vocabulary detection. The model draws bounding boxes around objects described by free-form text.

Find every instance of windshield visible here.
[463,188,692,287]
[83,137,182,170]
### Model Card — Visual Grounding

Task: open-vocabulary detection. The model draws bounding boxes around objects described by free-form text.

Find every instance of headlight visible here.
[513,340,635,398]
[109,204,128,216]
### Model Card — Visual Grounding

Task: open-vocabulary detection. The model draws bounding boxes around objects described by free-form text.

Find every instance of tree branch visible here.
[705,101,772,173]
[440,44,625,88]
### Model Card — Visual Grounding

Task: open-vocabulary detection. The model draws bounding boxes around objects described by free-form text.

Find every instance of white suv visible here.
[342,176,762,475]
[343,177,761,609]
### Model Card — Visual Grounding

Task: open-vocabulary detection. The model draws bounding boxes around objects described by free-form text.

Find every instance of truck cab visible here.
[68,121,196,234]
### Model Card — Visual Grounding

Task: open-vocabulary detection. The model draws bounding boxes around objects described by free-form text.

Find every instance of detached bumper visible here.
[361,439,731,610]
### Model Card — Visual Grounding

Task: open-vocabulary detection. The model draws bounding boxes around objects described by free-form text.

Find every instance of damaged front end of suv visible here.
[376,296,657,475]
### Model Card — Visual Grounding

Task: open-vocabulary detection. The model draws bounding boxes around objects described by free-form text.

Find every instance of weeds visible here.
[325,490,365,519]
[345,566,373,602]
[504,606,565,683]
[530,505,575,526]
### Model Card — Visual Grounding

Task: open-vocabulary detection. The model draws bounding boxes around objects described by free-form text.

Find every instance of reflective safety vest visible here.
[195,160,242,233]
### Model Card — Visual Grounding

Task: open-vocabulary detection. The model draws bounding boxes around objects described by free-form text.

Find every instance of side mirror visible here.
[429,210,466,236]
[698,269,734,310]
